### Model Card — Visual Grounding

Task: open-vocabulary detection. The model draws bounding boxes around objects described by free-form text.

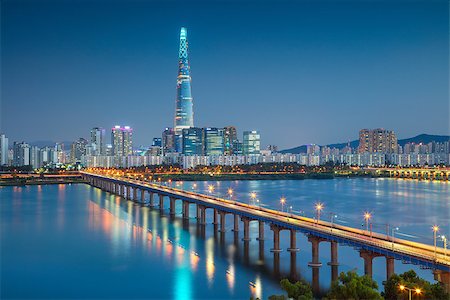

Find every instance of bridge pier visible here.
[132,187,137,201]
[196,204,201,220]
[270,224,282,252]
[140,189,145,204]
[241,217,251,241]
[327,241,339,282]
[433,270,450,294]
[359,250,382,278]
[386,256,395,280]
[308,235,325,267]
[219,211,226,232]
[126,186,131,200]
[232,214,239,232]
[256,220,265,241]
[200,206,206,225]
[159,194,164,210]
[149,192,154,207]
[169,197,176,215]
[213,209,218,225]
[182,201,190,219]
[287,229,300,252]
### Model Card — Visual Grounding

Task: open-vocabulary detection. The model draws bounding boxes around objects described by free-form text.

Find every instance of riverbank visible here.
[0,176,86,186]
[150,172,355,181]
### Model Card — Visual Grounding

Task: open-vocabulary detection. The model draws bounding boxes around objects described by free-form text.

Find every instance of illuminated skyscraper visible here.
[358,128,397,154]
[90,127,106,155]
[111,125,133,166]
[224,126,238,155]
[243,131,261,155]
[174,27,194,141]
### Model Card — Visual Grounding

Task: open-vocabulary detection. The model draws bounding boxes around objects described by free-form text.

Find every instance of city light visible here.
[227,188,233,199]
[250,192,256,205]
[399,284,422,300]
[433,225,439,260]
[208,185,215,194]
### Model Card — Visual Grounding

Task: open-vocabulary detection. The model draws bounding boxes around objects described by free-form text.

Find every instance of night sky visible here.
[1,0,448,149]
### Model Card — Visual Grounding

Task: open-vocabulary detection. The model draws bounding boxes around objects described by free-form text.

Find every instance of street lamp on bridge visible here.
[250,192,257,205]
[433,225,439,260]
[364,212,372,236]
[227,188,233,200]
[280,197,286,212]
[315,203,323,224]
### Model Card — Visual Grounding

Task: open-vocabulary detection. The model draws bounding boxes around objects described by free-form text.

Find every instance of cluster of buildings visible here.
[1,28,448,170]
[0,134,66,169]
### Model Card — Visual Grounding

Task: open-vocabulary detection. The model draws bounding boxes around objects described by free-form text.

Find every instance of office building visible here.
[182,127,204,156]
[70,138,88,162]
[243,131,260,155]
[162,128,176,154]
[204,128,224,156]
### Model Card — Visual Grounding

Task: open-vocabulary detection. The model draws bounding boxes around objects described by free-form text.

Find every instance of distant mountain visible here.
[280,134,450,154]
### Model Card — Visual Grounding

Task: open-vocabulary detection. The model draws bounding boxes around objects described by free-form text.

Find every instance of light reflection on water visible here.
[1,180,448,299]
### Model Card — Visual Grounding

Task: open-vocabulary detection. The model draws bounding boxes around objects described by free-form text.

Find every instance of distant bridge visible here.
[81,171,450,292]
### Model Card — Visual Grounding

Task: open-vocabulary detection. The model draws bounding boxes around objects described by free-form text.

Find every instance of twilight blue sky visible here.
[1,0,448,149]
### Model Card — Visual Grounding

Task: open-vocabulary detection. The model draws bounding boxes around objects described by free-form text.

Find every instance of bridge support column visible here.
[200,206,206,225]
[213,209,218,225]
[126,186,131,200]
[232,214,239,232]
[327,241,339,282]
[256,220,264,241]
[241,217,251,241]
[196,205,201,220]
[386,256,395,280]
[219,211,226,232]
[132,187,137,201]
[169,197,176,215]
[287,229,300,252]
[149,192,154,207]
[308,235,325,267]
[359,250,382,278]
[270,224,282,252]
[159,194,164,210]
[141,189,145,204]
[433,270,450,294]
[182,201,190,219]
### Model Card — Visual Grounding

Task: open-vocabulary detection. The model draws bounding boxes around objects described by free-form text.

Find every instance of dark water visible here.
[1,178,448,299]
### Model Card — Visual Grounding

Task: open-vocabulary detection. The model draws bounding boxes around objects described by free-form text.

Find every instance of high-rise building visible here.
[70,138,88,162]
[174,27,194,133]
[243,131,261,155]
[182,127,204,156]
[122,126,133,156]
[174,27,194,151]
[111,125,133,166]
[0,134,8,166]
[90,127,106,155]
[223,126,238,155]
[204,128,224,156]
[162,128,176,154]
[13,142,30,166]
[358,129,397,153]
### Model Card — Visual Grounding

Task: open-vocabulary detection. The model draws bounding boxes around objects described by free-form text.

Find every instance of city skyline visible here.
[1,0,449,149]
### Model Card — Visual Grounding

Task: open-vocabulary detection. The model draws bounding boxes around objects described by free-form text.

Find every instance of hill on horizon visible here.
[279,134,450,154]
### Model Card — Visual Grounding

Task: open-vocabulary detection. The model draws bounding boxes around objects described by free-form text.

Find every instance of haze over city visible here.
[2,0,448,149]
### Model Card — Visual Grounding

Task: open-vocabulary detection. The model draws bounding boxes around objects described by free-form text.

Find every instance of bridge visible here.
[366,167,450,181]
[81,171,450,292]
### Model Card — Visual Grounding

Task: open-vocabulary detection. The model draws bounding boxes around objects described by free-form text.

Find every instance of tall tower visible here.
[174,27,194,137]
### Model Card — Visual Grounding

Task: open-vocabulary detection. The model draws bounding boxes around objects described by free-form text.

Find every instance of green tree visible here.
[382,270,449,300]
[326,271,382,300]
[279,278,313,300]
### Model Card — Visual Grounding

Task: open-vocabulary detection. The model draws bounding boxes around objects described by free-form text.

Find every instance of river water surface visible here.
[1,178,448,299]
